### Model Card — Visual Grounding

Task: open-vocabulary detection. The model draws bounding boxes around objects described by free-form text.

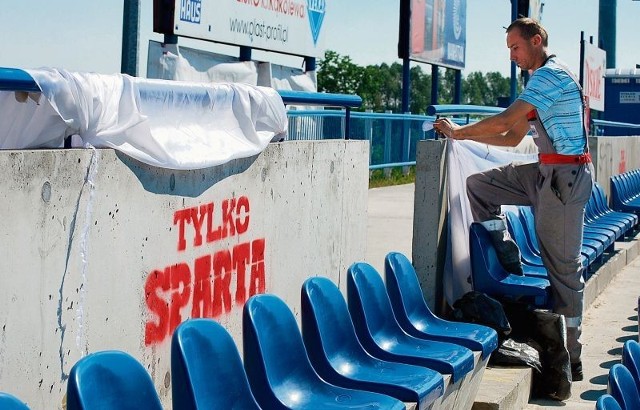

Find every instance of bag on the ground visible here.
[530,309,572,401]
[502,302,571,401]
[450,291,512,338]
[490,338,542,373]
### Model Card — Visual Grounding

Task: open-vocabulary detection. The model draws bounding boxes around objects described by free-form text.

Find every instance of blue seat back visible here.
[384,252,435,325]
[622,340,640,394]
[596,394,623,410]
[301,277,367,368]
[0,392,30,409]
[608,363,640,410]
[347,262,400,338]
[517,206,541,253]
[66,351,163,410]
[171,319,260,409]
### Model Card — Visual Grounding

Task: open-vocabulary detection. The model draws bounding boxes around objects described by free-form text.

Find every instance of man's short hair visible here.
[506,17,548,47]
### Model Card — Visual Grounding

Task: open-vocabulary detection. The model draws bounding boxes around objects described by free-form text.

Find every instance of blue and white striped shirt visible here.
[517,57,586,154]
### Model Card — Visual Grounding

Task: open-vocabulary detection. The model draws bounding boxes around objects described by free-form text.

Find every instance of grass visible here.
[369,166,416,188]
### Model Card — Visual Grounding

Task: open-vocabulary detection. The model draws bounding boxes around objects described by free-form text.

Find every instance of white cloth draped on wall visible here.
[444,139,538,305]
[0,68,288,170]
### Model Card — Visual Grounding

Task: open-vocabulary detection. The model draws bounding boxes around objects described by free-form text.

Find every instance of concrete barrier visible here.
[0,140,368,409]
[590,135,640,198]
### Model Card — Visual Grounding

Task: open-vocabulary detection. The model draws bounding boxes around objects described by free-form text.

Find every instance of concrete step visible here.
[472,366,532,410]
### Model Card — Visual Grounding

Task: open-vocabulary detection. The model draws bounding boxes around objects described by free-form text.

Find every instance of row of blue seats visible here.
[470,182,639,308]
[0,253,497,410]
[611,169,640,215]
[596,339,640,410]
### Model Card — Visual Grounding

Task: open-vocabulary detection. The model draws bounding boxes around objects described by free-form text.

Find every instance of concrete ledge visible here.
[472,367,531,410]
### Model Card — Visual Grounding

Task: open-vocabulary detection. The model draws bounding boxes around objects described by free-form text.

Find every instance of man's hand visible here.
[433,118,461,139]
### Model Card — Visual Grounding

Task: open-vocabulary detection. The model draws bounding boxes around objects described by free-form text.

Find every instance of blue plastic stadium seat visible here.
[622,340,640,394]
[171,319,260,409]
[66,351,163,410]
[608,363,640,410]
[0,392,30,409]
[346,262,475,383]
[596,394,623,410]
[611,171,640,214]
[384,251,498,359]
[592,183,638,235]
[301,277,444,409]
[242,294,405,410]
[469,222,550,307]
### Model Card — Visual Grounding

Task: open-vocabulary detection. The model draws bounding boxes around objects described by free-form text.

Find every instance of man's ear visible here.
[532,34,542,47]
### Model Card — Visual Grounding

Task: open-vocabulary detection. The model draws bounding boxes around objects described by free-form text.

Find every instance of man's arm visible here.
[434,99,535,147]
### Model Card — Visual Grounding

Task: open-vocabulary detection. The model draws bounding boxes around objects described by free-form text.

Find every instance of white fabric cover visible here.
[445,139,538,305]
[0,68,288,169]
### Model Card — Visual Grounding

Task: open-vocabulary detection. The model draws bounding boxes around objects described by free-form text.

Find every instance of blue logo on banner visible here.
[307,0,325,45]
[179,0,201,24]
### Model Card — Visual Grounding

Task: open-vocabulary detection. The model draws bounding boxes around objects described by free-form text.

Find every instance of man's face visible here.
[506,28,538,71]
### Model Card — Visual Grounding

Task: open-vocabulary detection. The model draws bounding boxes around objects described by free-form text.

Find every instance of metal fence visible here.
[286,110,437,169]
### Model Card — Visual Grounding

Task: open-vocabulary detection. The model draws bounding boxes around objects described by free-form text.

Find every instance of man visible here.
[433,17,593,385]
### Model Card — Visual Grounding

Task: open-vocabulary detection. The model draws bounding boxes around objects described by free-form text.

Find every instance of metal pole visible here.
[579,31,585,87]
[121,0,141,76]
[454,69,462,104]
[598,0,617,68]
[509,0,517,102]
[402,58,411,113]
[431,65,439,105]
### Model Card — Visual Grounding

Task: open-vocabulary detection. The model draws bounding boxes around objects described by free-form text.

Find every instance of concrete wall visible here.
[0,140,368,409]
[590,136,640,198]
[413,136,640,312]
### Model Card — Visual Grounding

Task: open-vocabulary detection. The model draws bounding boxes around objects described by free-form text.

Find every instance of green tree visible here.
[317,50,363,95]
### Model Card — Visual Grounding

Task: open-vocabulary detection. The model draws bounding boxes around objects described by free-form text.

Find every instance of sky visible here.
[0,0,638,79]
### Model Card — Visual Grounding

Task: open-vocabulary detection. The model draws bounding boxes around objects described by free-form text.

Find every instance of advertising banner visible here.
[173,0,326,57]
[408,0,466,69]
[583,42,606,111]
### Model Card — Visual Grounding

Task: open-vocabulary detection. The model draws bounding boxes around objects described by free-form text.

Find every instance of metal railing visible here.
[592,119,640,136]
[286,109,436,170]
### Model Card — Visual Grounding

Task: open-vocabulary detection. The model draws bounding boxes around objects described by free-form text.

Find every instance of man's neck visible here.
[532,51,551,71]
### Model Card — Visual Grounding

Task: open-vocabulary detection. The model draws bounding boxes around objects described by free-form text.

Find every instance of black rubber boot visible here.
[487,228,524,276]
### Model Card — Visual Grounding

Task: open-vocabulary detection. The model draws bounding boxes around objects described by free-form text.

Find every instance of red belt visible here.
[538,152,592,165]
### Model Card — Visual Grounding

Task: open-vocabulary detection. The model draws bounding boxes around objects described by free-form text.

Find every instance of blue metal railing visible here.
[278,90,362,140]
[286,110,436,169]
[593,119,640,136]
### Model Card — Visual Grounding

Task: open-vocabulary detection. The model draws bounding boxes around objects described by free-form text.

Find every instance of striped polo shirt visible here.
[517,57,586,154]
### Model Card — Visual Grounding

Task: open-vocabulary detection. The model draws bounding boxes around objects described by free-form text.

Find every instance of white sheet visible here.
[444,139,538,305]
[0,68,288,170]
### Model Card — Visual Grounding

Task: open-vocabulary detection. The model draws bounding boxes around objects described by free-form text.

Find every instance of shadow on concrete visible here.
[589,374,608,385]
[116,151,259,197]
[580,388,607,401]
[616,334,637,343]
[607,347,622,356]
[600,359,619,370]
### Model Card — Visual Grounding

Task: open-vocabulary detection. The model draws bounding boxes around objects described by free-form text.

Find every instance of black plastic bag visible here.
[491,338,542,373]
[501,302,572,401]
[450,291,512,338]
[530,309,572,400]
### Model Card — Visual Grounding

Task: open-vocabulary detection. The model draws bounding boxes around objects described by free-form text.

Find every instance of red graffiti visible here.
[144,238,266,346]
[174,196,250,251]
[619,150,627,174]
